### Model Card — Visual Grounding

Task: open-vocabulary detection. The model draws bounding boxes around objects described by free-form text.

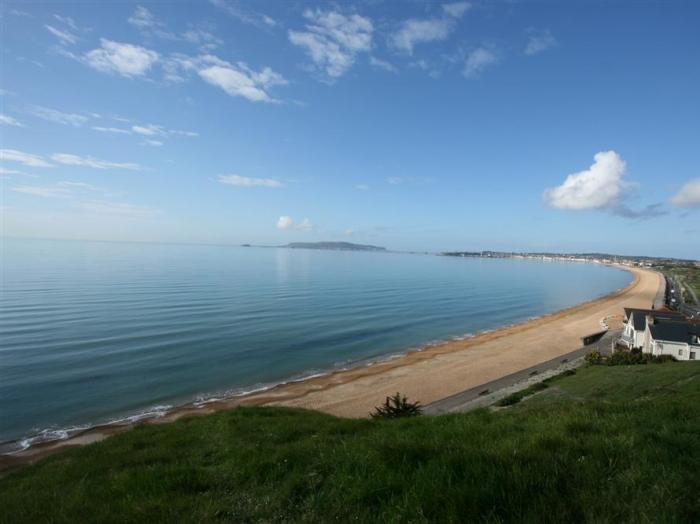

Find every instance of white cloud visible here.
[85,39,159,77]
[29,105,88,126]
[79,200,160,217]
[390,3,469,55]
[355,184,370,190]
[1,149,53,167]
[54,15,78,31]
[463,47,498,78]
[45,24,77,45]
[183,28,223,50]
[93,126,131,134]
[390,19,451,55]
[297,218,313,230]
[198,58,286,102]
[128,5,177,40]
[51,153,142,170]
[219,174,284,188]
[128,6,157,29]
[0,114,23,126]
[369,56,397,73]
[289,9,373,78]
[277,216,313,230]
[143,139,163,147]
[277,215,294,229]
[132,124,165,136]
[209,0,276,29]
[670,178,700,208]
[525,29,557,55]
[12,185,72,198]
[164,54,285,102]
[443,2,471,18]
[387,176,403,185]
[58,181,100,190]
[544,151,627,210]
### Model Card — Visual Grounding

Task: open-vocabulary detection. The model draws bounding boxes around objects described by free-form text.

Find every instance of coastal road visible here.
[424,330,620,415]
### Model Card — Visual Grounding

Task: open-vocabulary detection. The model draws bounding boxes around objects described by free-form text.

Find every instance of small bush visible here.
[585,350,604,365]
[607,351,677,366]
[371,392,422,419]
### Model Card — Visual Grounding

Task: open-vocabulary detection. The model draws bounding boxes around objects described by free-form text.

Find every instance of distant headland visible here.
[285,241,386,252]
[240,241,386,252]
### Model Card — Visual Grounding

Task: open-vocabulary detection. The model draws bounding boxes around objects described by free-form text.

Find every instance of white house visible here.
[646,321,700,361]
[618,308,683,350]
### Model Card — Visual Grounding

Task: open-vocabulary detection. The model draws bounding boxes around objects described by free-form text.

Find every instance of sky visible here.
[1,0,699,259]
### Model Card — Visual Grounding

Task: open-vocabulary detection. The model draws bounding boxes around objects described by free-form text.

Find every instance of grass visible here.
[2,363,700,523]
[495,369,576,406]
[657,263,700,305]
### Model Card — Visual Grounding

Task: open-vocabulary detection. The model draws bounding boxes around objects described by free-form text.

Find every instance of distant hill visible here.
[285,242,386,252]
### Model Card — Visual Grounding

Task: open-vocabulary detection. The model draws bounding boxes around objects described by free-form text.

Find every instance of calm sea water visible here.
[0,239,632,447]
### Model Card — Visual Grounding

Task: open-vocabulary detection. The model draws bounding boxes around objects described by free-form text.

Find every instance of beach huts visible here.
[617,308,700,361]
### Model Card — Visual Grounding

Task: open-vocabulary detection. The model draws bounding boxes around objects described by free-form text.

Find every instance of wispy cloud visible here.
[390,2,470,55]
[51,153,142,170]
[143,139,163,147]
[355,184,370,191]
[0,114,24,127]
[173,54,286,102]
[289,9,373,78]
[45,24,77,45]
[93,126,131,134]
[12,185,72,198]
[525,29,557,55]
[127,5,177,40]
[128,5,159,29]
[219,174,284,188]
[277,216,313,230]
[387,177,403,185]
[79,200,160,217]
[183,28,223,50]
[671,177,700,208]
[29,105,88,126]
[1,149,53,167]
[210,0,276,29]
[463,47,498,78]
[369,56,397,73]
[84,39,159,77]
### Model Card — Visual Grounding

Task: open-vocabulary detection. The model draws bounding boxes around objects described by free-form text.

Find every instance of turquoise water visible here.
[0,239,632,448]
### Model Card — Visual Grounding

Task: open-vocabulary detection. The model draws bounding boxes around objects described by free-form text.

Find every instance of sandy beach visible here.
[1,265,661,472]
[242,266,661,417]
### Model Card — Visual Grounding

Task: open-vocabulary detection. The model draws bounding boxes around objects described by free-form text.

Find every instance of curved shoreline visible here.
[0,265,660,473]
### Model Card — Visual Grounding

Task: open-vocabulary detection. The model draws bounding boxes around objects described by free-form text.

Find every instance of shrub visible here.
[607,351,677,366]
[585,350,604,365]
[371,392,422,419]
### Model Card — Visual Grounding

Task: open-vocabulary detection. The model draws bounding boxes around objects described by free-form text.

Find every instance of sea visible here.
[0,238,633,450]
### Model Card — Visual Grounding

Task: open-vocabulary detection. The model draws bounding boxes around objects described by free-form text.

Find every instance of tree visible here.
[370,392,422,419]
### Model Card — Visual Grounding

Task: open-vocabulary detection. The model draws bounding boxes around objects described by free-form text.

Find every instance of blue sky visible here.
[1,1,698,259]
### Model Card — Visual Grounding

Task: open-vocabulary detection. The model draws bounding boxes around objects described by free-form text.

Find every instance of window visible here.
[679,349,683,357]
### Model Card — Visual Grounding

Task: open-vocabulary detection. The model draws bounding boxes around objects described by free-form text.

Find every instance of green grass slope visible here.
[2,363,699,523]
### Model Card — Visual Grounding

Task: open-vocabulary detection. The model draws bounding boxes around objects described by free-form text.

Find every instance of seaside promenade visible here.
[254,267,662,417]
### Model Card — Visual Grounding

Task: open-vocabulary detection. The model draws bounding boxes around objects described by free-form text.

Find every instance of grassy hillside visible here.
[2,363,699,523]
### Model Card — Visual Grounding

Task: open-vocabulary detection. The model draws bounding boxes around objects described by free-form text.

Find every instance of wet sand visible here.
[1,266,661,473]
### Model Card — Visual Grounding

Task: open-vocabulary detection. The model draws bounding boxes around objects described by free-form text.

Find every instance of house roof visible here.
[632,312,647,331]
[624,307,683,320]
[627,309,683,332]
[649,321,700,345]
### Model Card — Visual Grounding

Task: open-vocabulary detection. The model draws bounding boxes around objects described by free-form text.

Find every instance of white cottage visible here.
[646,321,700,361]
[619,308,683,350]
